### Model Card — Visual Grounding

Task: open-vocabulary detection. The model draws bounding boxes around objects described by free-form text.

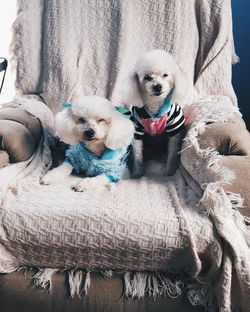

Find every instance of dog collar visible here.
[141,90,174,136]
[100,148,118,160]
[79,142,118,160]
[145,89,173,119]
[115,106,131,119]
[61,102,72,108]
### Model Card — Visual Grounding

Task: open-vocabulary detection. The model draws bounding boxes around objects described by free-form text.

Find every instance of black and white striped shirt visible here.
[129,103,185,140]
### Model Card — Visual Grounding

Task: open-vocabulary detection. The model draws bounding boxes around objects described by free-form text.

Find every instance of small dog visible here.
[122,49,193,178]
[41,96,134,191]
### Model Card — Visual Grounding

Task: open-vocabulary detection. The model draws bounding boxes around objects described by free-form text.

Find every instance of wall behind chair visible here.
[0,1,16,104]
[232,0,250,129]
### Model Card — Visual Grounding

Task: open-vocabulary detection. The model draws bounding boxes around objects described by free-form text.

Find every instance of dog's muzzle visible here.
[152,84,163,96]
[84,129,95,141]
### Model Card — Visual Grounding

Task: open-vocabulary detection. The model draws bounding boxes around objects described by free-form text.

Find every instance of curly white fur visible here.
[122,50,193,178]
[41,96,134,191]
[122,49,193,113]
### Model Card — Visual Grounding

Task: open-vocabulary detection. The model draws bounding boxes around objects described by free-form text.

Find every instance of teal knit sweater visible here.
[65,142,129,182]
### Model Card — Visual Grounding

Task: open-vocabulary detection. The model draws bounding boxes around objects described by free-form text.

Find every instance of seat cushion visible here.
[0,271,205,312]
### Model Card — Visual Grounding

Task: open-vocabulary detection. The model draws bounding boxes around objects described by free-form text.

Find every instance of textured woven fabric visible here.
[0,97,249,312]
[0,172,217,271]
[12,0,238,112]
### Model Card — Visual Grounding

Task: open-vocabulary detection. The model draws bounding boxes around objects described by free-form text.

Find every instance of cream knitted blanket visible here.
[13,0,238,112]
[1,0,248,311]
[0,96,248,312]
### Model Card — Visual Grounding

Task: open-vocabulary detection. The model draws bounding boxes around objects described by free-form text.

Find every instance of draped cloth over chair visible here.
[0,1,249,311]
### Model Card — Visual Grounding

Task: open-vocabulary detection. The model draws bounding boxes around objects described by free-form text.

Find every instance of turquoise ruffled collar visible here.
[144,89,173,119]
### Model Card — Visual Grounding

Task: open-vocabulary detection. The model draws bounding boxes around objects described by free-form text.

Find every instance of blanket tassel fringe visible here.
[32,269,184,300]
[28,268,245,311]
[33,268,59,292]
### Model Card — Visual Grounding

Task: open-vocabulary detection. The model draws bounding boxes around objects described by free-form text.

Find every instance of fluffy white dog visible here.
[41,96,134,191]
[122,49,193,178]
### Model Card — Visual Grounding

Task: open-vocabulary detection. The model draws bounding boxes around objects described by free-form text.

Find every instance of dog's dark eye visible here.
[144,75,153,81]
[98,119,105,123]
[163,73,168,77]
[78,117,86,124]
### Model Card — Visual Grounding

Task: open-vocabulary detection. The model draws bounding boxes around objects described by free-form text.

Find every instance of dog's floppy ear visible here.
[105,110,134,150]
[122,72,144,108]
[171,66,193,106]
[55,108,78,145]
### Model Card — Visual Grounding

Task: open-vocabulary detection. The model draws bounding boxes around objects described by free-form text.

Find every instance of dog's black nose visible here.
[84,129,95,140]
[152,84,162,93]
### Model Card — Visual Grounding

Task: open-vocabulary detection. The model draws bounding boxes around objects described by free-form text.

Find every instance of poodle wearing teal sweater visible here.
[41,96,134,191]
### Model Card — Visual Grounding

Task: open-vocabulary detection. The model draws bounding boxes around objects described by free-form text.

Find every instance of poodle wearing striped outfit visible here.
[122,50,193,178]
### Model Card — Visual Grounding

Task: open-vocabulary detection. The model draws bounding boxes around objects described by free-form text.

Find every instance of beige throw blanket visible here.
[0,96,248,312]
[1,0,248,311]
[13,0,238,112]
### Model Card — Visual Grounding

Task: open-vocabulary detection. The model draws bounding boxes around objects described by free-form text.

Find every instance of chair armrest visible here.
[0,107,42,147]
[198,116,250,156]
[0,107,42,163]
[181,116,250,217]
[0,150,9,168]
[0,120,35,162]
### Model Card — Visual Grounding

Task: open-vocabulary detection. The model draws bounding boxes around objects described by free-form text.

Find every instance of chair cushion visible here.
[0,271,204,312]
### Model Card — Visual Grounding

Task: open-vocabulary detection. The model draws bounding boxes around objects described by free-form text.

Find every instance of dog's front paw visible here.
[131,170,143,179]
[164,167,177,176]
[131,163,144,179]
[164,161,179,176]
[72,176,111,192]
[40,163,72,185]
[71,179,91,192]
[40,171,60,185]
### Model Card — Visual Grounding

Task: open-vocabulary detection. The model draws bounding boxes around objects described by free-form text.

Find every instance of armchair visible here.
[0,1,249,311]
[0,106,42,168]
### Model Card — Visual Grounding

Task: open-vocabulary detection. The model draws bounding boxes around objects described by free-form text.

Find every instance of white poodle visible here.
[41,96,134,191]
[122,49,193,178]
